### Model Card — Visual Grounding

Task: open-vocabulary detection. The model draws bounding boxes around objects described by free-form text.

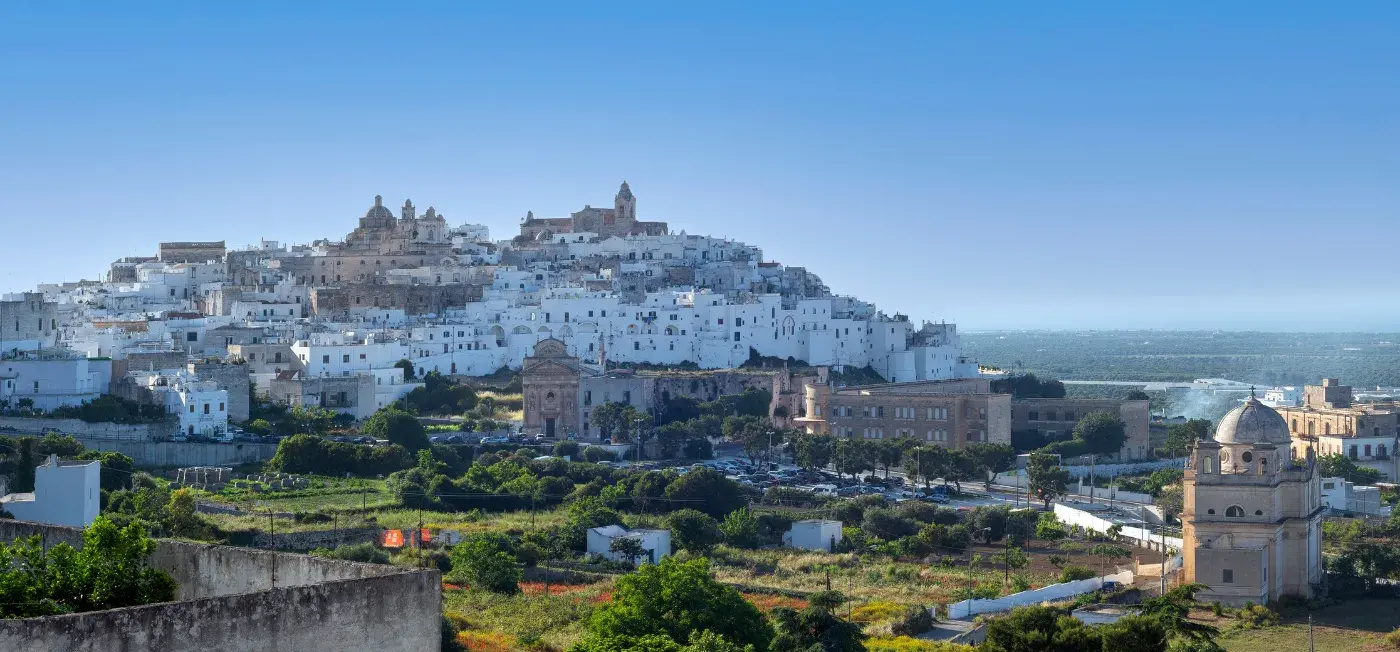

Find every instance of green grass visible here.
[1197,599,1400,652]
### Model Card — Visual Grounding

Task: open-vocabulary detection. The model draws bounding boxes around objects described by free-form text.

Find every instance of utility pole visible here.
[1087,454,1096,505]
[1160,511,1168,595]
[1308,615,1315,652]
[416,509,423,568]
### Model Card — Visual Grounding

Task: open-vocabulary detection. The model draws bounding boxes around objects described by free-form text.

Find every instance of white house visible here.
[586,525,671,565]
[782,519,843,552]
[0,355,112,411]
[1,455,101,527]
[1320,477,1388,517]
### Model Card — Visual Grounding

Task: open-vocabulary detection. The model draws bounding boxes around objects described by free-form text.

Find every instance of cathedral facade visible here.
[1182,395,1325,605]
[518,181,668,241]
[307,196,456,286]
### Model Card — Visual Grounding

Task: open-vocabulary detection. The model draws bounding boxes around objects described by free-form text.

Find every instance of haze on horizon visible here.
[2,3,1396,332]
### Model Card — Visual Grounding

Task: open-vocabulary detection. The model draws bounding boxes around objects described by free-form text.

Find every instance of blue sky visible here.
[2,2,1397,330]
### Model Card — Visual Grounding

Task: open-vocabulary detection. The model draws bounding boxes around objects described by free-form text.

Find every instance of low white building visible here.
[0,354,112,411]
[1,455,101,527]
[586,525,671,565]
[782,519,843,552]
[1320,477,1388,517]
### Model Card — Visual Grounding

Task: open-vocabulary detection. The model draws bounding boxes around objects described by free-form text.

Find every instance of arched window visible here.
[1325,423,1331,435]
[1202,456,1214,474]
[1225,506,1245,517]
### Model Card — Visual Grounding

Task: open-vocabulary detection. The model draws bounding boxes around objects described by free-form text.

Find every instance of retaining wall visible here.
[74,438,279,467]
[0,520,439,652]
[946,569,1135,619]
[0,416,171,440]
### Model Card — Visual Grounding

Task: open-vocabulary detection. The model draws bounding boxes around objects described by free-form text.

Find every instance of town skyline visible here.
[4,2,1399,331]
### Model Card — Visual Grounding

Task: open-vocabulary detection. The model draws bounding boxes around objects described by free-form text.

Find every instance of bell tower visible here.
[614,181,636,223]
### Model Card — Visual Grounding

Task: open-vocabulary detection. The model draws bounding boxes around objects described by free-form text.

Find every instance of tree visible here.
[666,509,721,553]
[451,533,521,594]
[394,358,416,380]
[0,516,176,618]
[966,442,1016,491]
[1136,584,1223,651]
[1089,543,1133,577]
[1318,453,1384,485]
[591,402,626,443]
[769,590,865,652]
[1164,419,1212,457]
[77,450,135,491]
[1099,615,1168,652]
[942,448,978,492]
[576,557,772,651]
[1072,412,1128,493]
[1026,453,1068,509]
[983,605,1101,652]
[719,508,759,549]
[657,422,691,459]
[12,436,36,493]
[874,439,904,479]
[833,438,874,480]
[665,467,746,519]
[363,407,429,452]
[609,537,650,565]
[793,434,833,472]
[1125,389,1151,401]
[907,445,946,488]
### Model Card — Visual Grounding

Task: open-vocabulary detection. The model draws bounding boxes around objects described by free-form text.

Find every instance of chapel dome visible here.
[364,195,394,221]
[1213,395,1291,445]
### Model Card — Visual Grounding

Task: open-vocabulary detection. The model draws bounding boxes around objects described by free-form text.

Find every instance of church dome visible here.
[364,195,393,221]
[1213,396,1291,445]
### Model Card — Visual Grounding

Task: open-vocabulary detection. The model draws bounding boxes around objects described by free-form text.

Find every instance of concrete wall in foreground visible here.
[0,520,440,652]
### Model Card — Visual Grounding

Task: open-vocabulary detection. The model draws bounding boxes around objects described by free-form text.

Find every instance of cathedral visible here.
[1182,394,1325,605]
[307,196,456,286]
[518,181,669,241]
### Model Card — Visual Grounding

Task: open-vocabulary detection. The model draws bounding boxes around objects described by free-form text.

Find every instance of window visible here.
[1222,569,1234,584]
[189,405,195,413]
[322,355,330,364]
[343,354,350,363]
[623,391,631,404]
[1350,445,1358,459]
[734,332,741,342]
[203,403,210,415]
[978,407,986,419]
[186,331,198,342]
[1365,445,1373,457]
[1046,411,1058,421]
[1203,456,1214,474]
[360,353,366,360]
[1064,411,1075,421]
[634,342,640,350]
[1225,505,1244,517]
[584,391,592,406]
[1255,509,1263,516]
[218,403,224,412]
[1029,411,1039,421]
[1241,451,1252,463]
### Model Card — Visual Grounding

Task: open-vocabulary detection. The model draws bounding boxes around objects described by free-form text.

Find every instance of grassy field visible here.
[1194,599,1400,652]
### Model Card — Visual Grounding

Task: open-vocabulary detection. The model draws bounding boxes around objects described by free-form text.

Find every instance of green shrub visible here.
[1235,604,1280,629]
[1383,627,1400,649]
[1058,565,1096,582]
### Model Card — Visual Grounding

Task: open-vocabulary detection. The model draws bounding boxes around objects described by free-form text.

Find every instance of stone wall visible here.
[310,282,482,317]
[75,438,279,467]
[0,520,439,652]
[0,416,172,440]
[188,362,251,422]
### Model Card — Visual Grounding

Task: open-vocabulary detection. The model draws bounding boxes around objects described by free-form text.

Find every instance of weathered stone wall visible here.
[0,416,172,440]
[0,521,440,652]
[187,362,251,422]
[310,282,482,317]
[74,438,279,467]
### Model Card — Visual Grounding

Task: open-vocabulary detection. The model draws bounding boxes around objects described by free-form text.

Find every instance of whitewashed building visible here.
[1,455,101,527]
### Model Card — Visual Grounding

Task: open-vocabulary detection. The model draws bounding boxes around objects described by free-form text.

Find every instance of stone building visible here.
[1010,397,1152,460]
[803,378,1012,448]
[518,182,669,241]
[1277,378,1400,480]
[521,338,590,438]
[309,281,481,317]
[308,196,454,286]
[0,292,60,350]
[1182,396,1324,606]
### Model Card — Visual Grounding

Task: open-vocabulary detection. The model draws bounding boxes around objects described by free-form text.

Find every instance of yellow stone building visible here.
[1182,396,1324,605]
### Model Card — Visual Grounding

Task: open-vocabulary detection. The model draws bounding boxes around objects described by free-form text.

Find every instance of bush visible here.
[890,605,936,637]
[553,440,581,458]
[665,509,721,553]
[1058,565,1096,582]
[1384,627,1400,649]
[1235,604,1280,629]
[450,533,521,594]
[720,507,760,549]
[581,446,616,463]
[683,438,713,460]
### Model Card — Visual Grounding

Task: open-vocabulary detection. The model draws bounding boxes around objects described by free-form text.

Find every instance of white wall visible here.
[946,569,1135,619]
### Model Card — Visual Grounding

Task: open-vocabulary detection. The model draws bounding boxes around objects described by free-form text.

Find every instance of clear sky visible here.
[2,2,1397,331]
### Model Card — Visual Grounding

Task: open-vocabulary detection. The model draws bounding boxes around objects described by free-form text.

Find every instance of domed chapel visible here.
[1182,393,1325,605]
